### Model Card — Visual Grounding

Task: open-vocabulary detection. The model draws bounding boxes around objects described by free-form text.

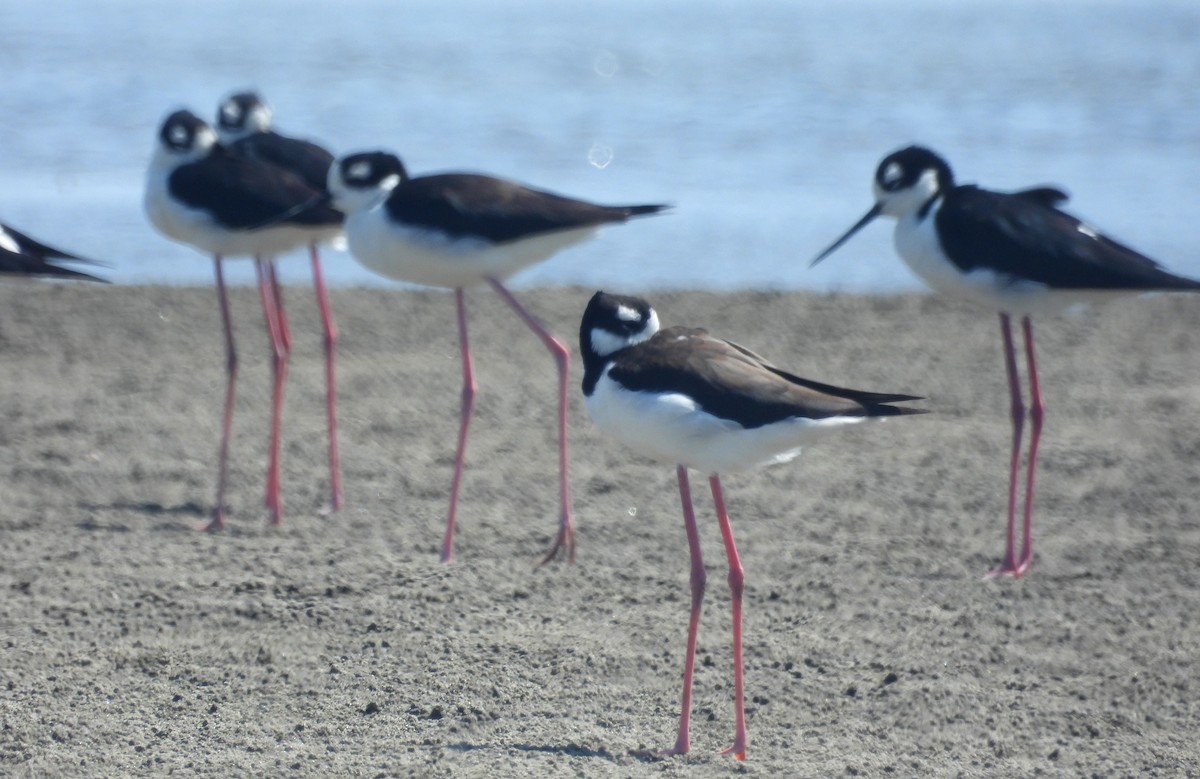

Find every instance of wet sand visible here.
[2,283,1198,777]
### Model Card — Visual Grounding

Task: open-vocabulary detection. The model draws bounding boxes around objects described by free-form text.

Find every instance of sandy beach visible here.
[2,283,1198,777]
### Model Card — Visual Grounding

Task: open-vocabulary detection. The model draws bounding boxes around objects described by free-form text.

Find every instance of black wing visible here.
[386,173,668,243]
[0,247,108,282]
[169,150,342,230]
[937,185,1200,291]
[610,326,925,429]
[228,131,334,192]
[1,223,101,263]
[719,338,923,405]
[1012,186,1069,208]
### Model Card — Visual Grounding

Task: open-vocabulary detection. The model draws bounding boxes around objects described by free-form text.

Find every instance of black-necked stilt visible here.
[144,108,343,529]
[217,90,343,513]
[329,151,668,564]
[0,222,107,282]
[812,145,1200,577]
[579,290,926,758]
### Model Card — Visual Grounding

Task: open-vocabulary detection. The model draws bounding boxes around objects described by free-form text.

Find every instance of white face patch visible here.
[194,125,218,152]
[881,161,904,188]
[378,173,401,192]
[590,327,632,357]
[914,168,939,197]
[641,309,661,341]
[246,103,272,133]
[615,304,641,323]
[877,167,941,218]
[347,160,373,182]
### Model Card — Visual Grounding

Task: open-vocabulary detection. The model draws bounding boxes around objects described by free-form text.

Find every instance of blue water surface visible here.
[1,0,1197,291]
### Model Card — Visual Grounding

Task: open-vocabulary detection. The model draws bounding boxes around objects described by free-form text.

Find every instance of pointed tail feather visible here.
[623,203,672,219]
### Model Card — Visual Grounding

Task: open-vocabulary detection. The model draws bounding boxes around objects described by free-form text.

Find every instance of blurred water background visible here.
[1,0,1197,290]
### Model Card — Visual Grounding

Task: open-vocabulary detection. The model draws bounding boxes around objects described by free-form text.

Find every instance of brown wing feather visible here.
[610,327,922,428]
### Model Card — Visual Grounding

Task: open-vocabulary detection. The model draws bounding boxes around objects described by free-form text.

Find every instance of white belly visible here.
[344,206,599,289]
[144,174,339,258]
[585,369,863,475]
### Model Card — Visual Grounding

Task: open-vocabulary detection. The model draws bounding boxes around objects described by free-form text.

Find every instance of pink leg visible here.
[268,261,292,353]
[268,261,292,519]
[1018,316,1043,573]
[486,278,575,565]
[205,256,237,532]
[710,474,748,759]
[988,313,1027,578]
[658,465,706,757]
[310,244,342,513]
[256,259,290,525]
[441,288,476,563]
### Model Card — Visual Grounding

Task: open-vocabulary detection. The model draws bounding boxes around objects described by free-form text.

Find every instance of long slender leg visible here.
[657,465,706,757]
[206,256,237,531]
[710,474,747,760]
[441,288,476,563]
[256,259,289,525]
[268,261,292,353]
[310,243,342,512]
[268,261,291,521]
[254,261,275,512]
[987,313,1026,578]
[486,278,575,565]
[1017,316,1043,574]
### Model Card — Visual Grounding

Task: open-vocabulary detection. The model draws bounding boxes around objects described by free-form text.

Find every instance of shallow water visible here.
[2,0,1198,290]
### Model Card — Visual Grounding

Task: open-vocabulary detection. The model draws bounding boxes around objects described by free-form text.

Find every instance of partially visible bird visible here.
[579,290,926,758]
[216,90,344,513]
[1,222,107,282]
[329,150,669,563]
[812,145,1200,577]
[144,108,342,529]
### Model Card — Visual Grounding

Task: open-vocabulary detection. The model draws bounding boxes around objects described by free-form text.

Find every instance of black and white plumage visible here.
[0,222,107,282]
[143,108,343,530]
[812,145,1200,577]
[145,109,341,255]
[812,145,1200,314]
[217,91,335,192]
[582,292,922,473]
[329,150,669,565]
[329,151,668,288]
[580,290,925,758]
[215,90,345,514]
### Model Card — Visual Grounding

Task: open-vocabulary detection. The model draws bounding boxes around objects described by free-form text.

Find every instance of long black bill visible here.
[810,202,882,267]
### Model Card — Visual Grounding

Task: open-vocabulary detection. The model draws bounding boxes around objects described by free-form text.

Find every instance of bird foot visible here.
[630,736,688,759]
[984,555,1031,579]
[720,741,748,760]
[199,511,226,532]
[537,520,576,567]
[263,492,283,526]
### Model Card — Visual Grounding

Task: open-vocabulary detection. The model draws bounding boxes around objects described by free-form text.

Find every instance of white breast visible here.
[892,200,1104,317]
